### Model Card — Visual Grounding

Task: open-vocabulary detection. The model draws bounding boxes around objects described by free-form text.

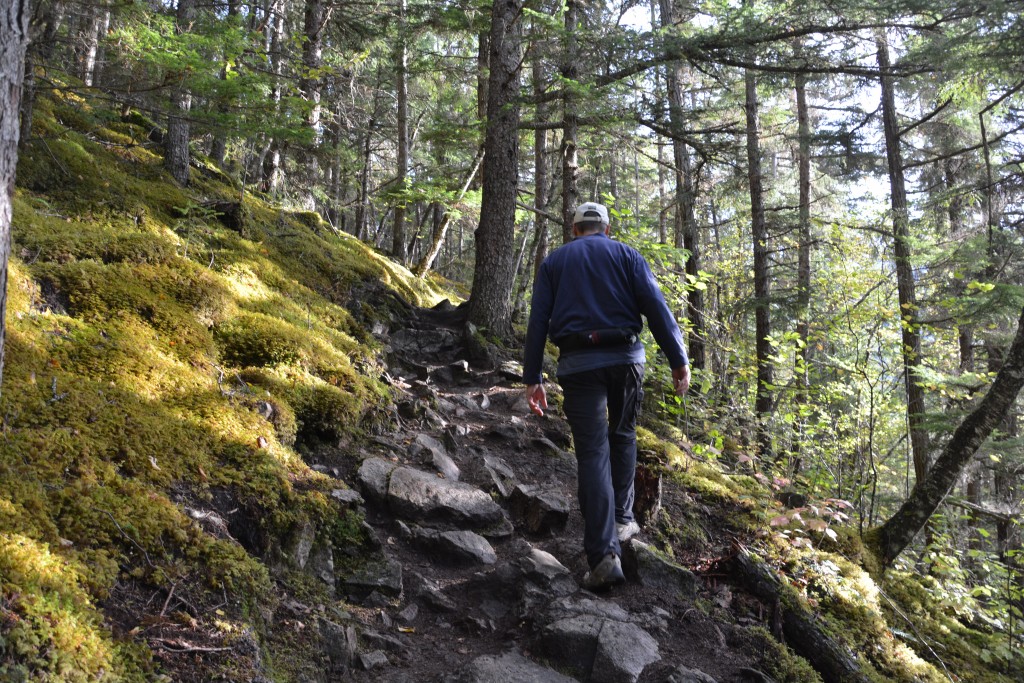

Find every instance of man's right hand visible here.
[526,383,548,417]
[672,365,690,396]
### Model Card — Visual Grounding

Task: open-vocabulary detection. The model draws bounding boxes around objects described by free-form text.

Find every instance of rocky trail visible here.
[310,300,783,683]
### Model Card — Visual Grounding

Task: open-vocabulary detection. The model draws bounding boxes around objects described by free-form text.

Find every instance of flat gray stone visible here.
[357,457,398,504]
[515,547,576,596]
[411,527,497,566]
[544,596,631,624]
[508,484,570,534]
[623,540,699,598]
[539,615,603,677]
[445,650,576,683]
[665,665,719,683]
[359,650,388,671]
[387,466,507,529]
[409,434,460,481]
[330,488,364,506]
[482,454,517,497]
[339,557,403,600]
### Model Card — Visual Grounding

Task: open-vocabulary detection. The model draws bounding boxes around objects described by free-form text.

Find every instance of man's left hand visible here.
[672,365,690,396]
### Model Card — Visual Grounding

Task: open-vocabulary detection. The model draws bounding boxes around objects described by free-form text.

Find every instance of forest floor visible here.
[307,299,785,682]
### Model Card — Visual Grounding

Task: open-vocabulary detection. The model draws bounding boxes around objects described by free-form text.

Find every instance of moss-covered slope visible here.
[1,89,448,681]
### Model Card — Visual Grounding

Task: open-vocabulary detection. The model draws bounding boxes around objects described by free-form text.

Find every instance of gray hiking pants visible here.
[559,363,644,570]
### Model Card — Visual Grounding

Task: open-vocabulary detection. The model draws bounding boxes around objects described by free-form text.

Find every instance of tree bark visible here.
[877,33,929,483]
[532,33,550,280]
[745,59,773,458]
[392,0,410,262]
[165,0,195,186]
[559,0,579,244]
[658,0,704,371]
[467,0,522,338]
[300,0,328,211]
[1,0,31,396]
[872,306,1024,568]
[792,67,812,473]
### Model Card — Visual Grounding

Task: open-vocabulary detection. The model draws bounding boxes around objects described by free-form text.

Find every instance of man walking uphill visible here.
[523,202,690,591]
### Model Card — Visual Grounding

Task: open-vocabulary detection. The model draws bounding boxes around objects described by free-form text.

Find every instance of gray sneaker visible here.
[582,554,625,591]
[616,520,641,543]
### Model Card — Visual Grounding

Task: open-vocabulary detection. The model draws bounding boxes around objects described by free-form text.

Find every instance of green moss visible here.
[215,313,305,367]
[0,535,151,682]
[740,627,823,683]
[1,86,456,681]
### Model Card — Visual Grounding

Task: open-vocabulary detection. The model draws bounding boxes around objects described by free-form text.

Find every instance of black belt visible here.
[555,328,639,354]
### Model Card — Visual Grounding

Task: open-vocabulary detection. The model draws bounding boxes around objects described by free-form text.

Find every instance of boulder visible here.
[358,457,398,504]
[665,665,719,683]
[622,540,699,599]
[339,557,403,600]
[481,454,517,497]
[539,614,660,683]
[508,484,570,535]
[318,619,356,673]
[386,466,508,529]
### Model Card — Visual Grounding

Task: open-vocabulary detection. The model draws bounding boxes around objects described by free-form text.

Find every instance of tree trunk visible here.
[877,33,929,483]
[792,68,812,473]
[745,60,773,458]
[658,0,704,371]
[532,38,550,280]
[78,4,109,87]
[559,0,579,244]
[300,0,327,211]
[165,0,195,186]
[392,0,410,262]
[1,0,30,396]
[871,306,1024,568]
[467,0,522,338]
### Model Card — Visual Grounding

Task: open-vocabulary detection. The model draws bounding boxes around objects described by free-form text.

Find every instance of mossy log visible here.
[733,549,872,683]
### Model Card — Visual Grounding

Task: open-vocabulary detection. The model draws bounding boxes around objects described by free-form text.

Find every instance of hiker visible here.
[522,201,690,591]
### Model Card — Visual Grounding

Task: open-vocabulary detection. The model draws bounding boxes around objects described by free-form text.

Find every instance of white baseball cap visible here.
[573,202,610,226]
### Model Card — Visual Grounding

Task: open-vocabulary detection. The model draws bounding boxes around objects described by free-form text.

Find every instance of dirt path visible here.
[328,302,773,682]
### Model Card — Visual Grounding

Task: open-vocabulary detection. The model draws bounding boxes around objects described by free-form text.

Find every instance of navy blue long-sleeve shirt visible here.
[523,232,688,384]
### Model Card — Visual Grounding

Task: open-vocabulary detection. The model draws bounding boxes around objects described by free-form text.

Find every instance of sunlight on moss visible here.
[2,88,455,681]
[0,534,148,681]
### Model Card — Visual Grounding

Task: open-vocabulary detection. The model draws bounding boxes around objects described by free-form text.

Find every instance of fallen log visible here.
[733,547,872,683]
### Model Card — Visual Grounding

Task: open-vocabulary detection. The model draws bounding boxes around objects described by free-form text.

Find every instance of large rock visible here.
[387,466,508,529]
[508,484,570,535]
[444,650,576,683]
[358,457,398,504]
[390,327,460,357]
[622,540,699,599]
[318,619,357,673]
[536,598,661,683]
[339,557,403,600]
[410,527,497,566]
